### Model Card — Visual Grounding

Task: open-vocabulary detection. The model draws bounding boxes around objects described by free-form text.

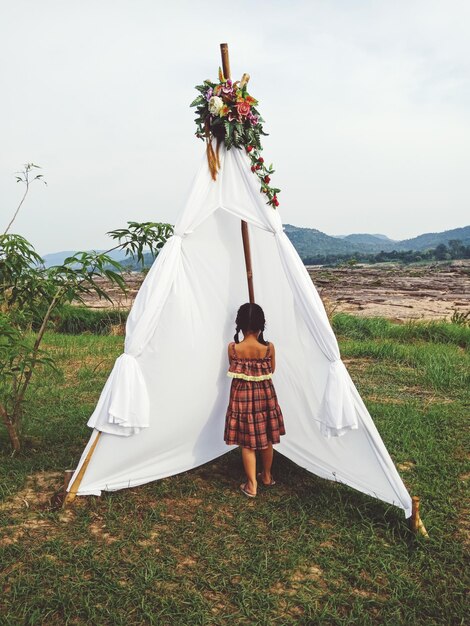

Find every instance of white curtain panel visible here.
[70,143,412,518]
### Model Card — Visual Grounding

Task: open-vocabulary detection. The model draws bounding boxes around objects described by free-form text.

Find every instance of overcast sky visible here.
[1,0,469,256]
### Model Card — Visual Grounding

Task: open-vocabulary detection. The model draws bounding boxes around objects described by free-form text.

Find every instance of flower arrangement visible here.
[191,68,280,208]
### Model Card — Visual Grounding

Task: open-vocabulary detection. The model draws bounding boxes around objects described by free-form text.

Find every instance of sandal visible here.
[257,472,276,487]
[240,482,256,498]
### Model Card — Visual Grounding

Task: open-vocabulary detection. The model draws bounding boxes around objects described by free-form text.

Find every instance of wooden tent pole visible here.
[220,42,255,304]
[63,430,101,506]
[410,495,429,538]
[241,222,255,303]
[220,43,231,85]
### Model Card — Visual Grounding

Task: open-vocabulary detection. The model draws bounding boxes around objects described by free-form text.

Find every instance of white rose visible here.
[208,96,223,116]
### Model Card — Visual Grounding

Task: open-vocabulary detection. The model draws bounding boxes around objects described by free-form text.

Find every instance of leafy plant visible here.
[107,221,173,268]
[450,308,470,326]
[0,163,173,452]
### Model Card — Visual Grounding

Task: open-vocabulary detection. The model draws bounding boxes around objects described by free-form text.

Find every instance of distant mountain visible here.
[40,249,134,268]
[392,226,470,251]
[373,233,396,241]
[333,233,396,243]
[41,224,470,269]
[283,223,470,259]
[340,233,397,247]
[282,225,400,256]
[282,224,362,257]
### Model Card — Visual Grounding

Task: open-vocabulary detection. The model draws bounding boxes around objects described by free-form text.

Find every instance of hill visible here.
[393,226,470,251]
[40,249,129,268]
[282,224,362,257]
[340,233,397,248]
[40,224,470,269]
[284,224,470,259]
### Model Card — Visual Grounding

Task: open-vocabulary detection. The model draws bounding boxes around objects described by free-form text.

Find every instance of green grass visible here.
[1,315,469,625]
[48,303,129,335]
[332,312,470,349]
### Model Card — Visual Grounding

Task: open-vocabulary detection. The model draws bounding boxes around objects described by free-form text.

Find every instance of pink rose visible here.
[236,101,251,117]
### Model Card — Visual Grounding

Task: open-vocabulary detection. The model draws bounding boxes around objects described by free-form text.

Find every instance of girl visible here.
[224,302,286,498]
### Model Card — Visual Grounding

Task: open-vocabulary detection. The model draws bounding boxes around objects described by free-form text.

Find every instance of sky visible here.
[1,0,469,256]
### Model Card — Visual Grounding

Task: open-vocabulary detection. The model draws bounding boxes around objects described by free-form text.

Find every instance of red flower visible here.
[258,157,264,164]
[264,176,270,184]
[236,101,251,117]
[251,165,256,172]
[255,164,261,170]
[246,145,253,153]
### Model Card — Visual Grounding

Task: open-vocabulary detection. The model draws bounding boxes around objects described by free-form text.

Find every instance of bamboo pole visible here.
[63,469,75,496]
[410,495,429,538]
[241,222,255,303]
[220,43,231,83]
[220,43,255,304]
[63,430,101,506]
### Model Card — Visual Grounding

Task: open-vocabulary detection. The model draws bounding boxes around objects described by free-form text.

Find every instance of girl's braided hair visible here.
[233,302,268,345]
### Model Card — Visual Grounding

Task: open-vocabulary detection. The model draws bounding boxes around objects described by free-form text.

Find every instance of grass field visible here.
[1,314,469,625]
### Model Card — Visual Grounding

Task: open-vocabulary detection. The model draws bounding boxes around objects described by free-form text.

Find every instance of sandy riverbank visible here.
[74,260,469,323]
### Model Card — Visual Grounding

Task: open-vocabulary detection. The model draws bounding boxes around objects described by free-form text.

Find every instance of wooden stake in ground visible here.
[220,42,255,304]
[63,430,101,505]
[410,495,429,538]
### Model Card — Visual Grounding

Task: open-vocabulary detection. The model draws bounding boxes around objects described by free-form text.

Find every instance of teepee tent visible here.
[66,45,423,530]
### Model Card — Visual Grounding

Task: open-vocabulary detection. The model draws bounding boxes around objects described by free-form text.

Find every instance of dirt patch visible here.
[310,260,470,322]
[0,518,55,546]
[159,495,204,523]
[137,530,163,549]
[277,598,305,620]
[351,587,389,602]
[208,505,235,530]
[271,564,327,597]
[110,323,126,336]
[397,461,417,472]
[0,471,79,546]
[89,519,118,544]
[291,564,323,583]
[176,556,198,572]
[342,357,377,371]
[0,471,63,514]
[201,590,237,618]
[77,261,470,323]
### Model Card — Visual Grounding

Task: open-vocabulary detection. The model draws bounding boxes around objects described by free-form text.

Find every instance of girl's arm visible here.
[270,342,276,373]
[227,342,233,365]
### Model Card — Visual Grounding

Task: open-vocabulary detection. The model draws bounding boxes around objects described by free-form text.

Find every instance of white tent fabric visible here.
[70,142,412,518]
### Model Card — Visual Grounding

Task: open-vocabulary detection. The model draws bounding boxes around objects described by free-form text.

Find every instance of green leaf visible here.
[190,95,205,108]
[224,121,233,141]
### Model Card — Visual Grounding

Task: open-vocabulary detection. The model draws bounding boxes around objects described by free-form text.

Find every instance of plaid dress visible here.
[224,341,286,450]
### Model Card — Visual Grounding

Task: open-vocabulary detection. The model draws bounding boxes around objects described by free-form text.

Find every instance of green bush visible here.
[50,304,129,335]
[332,312,470,349]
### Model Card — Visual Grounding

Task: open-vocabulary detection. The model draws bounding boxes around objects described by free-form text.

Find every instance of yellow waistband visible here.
[227,371,273,381]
